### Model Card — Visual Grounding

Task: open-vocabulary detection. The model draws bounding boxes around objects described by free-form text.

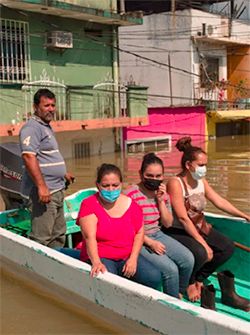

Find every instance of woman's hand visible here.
[204,244,213,262]
[156,183,167,203]
[122,257,137,278]
[90,261,107,277]
[148,240,166,255]
[243,214,250,222]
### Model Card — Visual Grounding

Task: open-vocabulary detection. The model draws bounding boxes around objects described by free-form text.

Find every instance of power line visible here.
[86,33,250,91]
[1,88,248,105]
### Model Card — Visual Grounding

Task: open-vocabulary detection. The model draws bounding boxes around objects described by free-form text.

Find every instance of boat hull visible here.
[1,189,250,334]
[1,227,249,335]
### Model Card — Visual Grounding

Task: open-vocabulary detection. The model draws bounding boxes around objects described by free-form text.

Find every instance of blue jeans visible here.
[57,249,161,290]
[100,255,161,290]
[140,230,194,297]
[56,247,81,259]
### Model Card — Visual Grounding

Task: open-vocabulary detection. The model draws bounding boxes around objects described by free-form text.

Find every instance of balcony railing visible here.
[21,81,148,122]
[194,84,250,111]
[203,99,250,111]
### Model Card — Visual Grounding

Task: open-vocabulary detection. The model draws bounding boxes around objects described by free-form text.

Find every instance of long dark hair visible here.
[140,153,164,175]
[96,163,123,183]
[176,137,206,170]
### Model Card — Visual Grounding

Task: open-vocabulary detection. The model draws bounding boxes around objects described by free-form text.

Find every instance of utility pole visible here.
[171,0,175,12]
[168,53,173,106]
[230,0,235,18]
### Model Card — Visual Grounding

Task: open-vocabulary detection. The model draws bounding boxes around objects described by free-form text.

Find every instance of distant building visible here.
[119,7,250,139]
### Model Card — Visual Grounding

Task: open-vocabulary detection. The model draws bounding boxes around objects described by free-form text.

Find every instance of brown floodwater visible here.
[1,269,128,335]
[65,135,250,214]
[1,135,249,334]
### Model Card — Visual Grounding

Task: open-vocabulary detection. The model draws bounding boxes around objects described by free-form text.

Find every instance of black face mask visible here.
[142,178,163,191]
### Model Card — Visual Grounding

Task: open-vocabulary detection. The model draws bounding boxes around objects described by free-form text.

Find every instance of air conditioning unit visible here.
[207,25,214,36]
[46,31,73,49]
[199,20,229,38]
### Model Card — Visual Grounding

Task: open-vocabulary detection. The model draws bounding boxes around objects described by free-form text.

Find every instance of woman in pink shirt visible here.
[77,163,161,289]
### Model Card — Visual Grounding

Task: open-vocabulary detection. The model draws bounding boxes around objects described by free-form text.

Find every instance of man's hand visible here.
[64,172,75,189]
[38,185,51,203]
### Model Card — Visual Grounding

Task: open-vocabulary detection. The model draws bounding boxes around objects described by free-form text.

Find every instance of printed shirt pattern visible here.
[172,177,207,229]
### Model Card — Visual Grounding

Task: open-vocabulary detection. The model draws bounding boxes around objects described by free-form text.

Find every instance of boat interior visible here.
[0,188,249,322]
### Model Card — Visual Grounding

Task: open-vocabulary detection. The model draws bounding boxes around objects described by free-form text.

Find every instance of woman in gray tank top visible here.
[163,136,250,306]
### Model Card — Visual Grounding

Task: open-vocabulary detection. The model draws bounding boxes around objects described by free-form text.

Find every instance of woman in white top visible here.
[164,136,250,302]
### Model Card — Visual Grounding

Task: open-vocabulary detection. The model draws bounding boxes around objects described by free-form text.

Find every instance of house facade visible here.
[0,0,148,157]
[119,8,250,141]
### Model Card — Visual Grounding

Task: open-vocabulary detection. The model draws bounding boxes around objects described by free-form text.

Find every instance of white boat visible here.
[0,189,250,335]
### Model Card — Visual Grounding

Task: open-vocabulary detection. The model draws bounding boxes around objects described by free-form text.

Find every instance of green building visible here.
[0,0,148,157]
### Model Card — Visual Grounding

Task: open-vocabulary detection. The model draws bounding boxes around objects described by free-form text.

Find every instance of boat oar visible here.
[234,241,250,253]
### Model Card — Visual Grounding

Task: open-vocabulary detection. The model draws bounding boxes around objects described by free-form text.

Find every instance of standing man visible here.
[20,88,74,248]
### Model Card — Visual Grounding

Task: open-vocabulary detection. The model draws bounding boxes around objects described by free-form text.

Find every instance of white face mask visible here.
[190,165,207,180]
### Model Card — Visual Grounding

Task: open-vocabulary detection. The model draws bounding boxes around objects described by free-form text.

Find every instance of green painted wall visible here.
[14,0,116,11]
[0,7,115,123]
[29,14,113,85]
[64,0,117,11]
[0,88,25,125]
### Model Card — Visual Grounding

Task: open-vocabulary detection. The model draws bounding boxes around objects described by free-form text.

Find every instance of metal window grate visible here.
[0,19,30,83]
[126,136,172,154]
[200,57,219,88]
[74,142,90,159]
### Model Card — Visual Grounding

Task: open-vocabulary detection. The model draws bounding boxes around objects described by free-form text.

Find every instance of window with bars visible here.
[0,19,30,83]
[74,142,90,159]
[200,57,219,88]
[126,136,172,154]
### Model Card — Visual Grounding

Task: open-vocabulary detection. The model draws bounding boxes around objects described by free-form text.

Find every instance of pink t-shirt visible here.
[76,193,143,262]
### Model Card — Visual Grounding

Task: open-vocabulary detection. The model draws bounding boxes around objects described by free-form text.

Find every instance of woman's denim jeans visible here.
[140,230,194,297]
[100,255,161,290]
[57,248,161,290]
[56,247,81,259]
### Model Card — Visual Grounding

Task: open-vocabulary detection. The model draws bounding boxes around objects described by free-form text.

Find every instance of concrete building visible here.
[119,8,250,138]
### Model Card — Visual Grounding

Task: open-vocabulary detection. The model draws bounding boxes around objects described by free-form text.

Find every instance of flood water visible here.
[65,135,250,214]
[1,135,250,334]
[1,269,128,335]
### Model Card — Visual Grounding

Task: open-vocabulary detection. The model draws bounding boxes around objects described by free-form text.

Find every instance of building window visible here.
[74,142,90,159]
[200,57,219,88]
[0,19,30,83]
[126,136,172,154]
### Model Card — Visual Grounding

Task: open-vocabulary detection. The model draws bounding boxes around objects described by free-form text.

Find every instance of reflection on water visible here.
[66,135,250,215]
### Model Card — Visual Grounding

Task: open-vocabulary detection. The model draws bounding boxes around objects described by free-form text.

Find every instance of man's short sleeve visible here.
[20,124,41,155]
